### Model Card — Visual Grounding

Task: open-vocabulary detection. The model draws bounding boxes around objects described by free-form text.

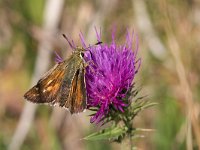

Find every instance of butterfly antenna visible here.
[86,41,102,50]
[95,41,103,45]
[62,34,75,49]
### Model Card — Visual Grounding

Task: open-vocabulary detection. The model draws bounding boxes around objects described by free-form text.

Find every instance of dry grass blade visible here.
[161,0,200,149]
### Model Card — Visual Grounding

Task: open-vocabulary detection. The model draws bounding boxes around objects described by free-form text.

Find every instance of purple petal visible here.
[54,51,63,63]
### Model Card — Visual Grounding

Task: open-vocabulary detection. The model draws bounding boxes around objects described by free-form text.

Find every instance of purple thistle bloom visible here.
[82,29,141,124]
[54,51,63,63]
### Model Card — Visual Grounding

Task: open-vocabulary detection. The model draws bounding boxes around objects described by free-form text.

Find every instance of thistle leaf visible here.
[133,102,158,114]
[84,126,127,141]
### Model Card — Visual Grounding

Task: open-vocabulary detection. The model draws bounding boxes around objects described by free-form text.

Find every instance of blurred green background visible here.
[0,0,200,150]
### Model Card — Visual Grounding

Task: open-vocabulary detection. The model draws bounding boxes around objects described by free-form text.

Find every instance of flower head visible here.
[82,29,141,124]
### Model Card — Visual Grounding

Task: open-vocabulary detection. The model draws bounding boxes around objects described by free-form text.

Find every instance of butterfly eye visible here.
[80,52,84,58]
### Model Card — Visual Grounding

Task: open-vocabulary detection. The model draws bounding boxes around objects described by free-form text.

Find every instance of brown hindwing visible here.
[74,68,86,113]
[64,67,86,113]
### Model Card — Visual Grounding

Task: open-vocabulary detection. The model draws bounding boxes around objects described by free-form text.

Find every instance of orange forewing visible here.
[24,63,66,104]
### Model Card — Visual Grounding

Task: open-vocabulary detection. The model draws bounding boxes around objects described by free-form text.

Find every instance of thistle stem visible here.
[121,132,133,150]
[129,134,133,150]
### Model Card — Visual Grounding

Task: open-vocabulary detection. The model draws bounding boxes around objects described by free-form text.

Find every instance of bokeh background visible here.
[0,0,200,150]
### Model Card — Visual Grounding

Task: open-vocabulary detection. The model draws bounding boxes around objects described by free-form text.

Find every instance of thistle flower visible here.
[82,29,141,124]
[59,30,155,146]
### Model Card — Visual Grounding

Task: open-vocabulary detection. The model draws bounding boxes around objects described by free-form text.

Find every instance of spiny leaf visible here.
[131,134,145,140]
[133,102,158,114]
[88,109,99,111]
[131,128,155,135]
[83,126,128,141]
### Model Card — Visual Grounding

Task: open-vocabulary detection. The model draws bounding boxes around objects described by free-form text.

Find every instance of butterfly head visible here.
[73,47,86,59]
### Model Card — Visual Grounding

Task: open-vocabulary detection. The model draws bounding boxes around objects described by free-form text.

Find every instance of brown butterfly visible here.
[24,35,88,113]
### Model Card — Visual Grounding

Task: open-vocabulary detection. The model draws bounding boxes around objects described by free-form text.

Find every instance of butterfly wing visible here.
[64,67,86,113]
[73,67,86,113]
[24,62,66,104]
[24,54,87,113]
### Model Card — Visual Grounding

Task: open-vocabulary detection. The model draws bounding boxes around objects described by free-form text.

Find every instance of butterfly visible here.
[24,35,89,113]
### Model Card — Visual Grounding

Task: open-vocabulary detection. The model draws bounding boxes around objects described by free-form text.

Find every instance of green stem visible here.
[121,137,132,150]
[129,134,133,150]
